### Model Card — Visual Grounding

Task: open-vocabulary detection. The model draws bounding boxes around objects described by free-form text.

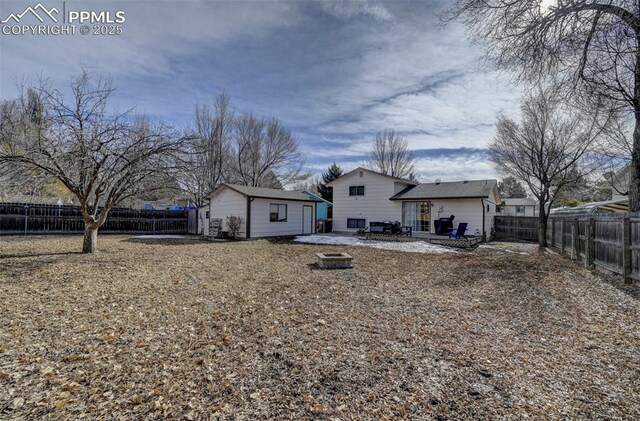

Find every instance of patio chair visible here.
[448,223,468,239]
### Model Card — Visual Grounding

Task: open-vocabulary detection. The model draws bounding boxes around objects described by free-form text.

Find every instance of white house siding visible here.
[484,197,497,238]
[331,171,410,232]
[249,198,315,238]
[210,188,248,238]
[502,205,537,217]
[429,197,497,238]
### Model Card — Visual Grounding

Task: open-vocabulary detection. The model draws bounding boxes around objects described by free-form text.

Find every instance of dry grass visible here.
[1,235,639,420]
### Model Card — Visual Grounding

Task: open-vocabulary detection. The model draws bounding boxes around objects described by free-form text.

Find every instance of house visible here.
[605,163,632,200]
[500,198,538,217]
[328,167,500,239]
[550,198,629,216]
[301,190,332,221]
[206,184,322,238]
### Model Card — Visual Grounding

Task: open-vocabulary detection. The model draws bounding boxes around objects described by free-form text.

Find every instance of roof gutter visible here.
[390,195,490,201]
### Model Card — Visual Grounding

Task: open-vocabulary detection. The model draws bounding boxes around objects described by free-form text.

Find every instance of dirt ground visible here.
[1,235,639,420]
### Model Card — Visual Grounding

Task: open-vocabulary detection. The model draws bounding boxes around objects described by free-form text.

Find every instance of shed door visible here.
[303,205,313,234]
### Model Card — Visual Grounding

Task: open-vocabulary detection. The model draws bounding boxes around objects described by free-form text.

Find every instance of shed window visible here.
[205,211,210,219]
[349,185,365,196]
[269,204,287,222]
[515,205,525,214]
[347,218,366,229]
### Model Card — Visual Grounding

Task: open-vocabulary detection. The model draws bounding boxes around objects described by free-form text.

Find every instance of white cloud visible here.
[318,0,393,21]
[0,0,521,181]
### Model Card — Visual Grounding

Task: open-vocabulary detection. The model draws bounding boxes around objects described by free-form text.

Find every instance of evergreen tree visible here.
[498,176,527,199]
[317,162,343,202]
[260,170,283,189]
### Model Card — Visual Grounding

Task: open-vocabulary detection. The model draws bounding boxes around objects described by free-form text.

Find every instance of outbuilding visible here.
[206,184,322,239]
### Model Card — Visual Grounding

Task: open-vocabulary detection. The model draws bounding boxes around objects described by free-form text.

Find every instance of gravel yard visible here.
[1,235,639,419]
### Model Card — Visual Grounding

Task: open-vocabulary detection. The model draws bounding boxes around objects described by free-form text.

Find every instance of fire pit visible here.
[315,252,353,269]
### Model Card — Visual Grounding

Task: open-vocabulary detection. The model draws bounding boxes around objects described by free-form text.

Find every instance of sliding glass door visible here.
[402,201,431,232]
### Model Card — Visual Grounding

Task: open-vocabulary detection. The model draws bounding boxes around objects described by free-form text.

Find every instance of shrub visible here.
[226,216,242,239]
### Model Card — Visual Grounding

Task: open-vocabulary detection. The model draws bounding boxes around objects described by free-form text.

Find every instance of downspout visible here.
[481,198,486,241]
[246,197,254,239]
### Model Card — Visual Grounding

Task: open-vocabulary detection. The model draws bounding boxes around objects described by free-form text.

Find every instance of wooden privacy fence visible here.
[546,213,638,283]
[0,202,188,235]
[494,216,539,241]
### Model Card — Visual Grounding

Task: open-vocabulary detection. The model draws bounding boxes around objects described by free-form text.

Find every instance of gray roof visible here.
[391,179,498,200]
[503,198,537,206]
[301,190,332,205]
[214,184,322,202]
[550,198,628,216]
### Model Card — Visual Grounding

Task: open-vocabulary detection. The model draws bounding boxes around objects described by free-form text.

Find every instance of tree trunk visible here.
[82,224,98,253]
[538,204,548,248]
[630,111,640,212]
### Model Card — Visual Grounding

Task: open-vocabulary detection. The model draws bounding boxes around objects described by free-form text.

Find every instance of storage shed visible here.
[207,184,322,239]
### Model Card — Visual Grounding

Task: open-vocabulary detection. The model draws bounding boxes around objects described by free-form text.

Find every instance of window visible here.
[487,204,491,212]
[347,218,366,229]
[349,185,365,196]
[205,211,210,219]
[515,205,525,214]
[269,204,287,222]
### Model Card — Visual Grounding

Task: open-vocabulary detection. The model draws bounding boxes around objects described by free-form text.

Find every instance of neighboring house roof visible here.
[503,198,537,206]
[326,167,418,186]
[301,190,332,206]
[209,183,323,202]
[607,163,632,195]
[390,179,499,200]
[550,198,629,216]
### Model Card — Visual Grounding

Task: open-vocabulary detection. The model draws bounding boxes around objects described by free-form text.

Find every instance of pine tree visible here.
[498,176,527,199]
[317,162,343,202]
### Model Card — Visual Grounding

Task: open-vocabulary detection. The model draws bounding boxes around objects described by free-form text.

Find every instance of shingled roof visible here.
[210,184,323,202]
[391,179,498,200]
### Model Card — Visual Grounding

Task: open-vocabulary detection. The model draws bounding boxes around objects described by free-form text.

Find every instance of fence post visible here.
[24,205,29,236]
[551,218,555,247]
[152,218,156,235]
[560,219,566,254]
[571,218,578,260]
[623,215,632,284]
[585,216,594,268]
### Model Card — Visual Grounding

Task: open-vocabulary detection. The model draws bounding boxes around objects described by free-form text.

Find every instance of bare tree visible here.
[489,86,607,246]
[365,129,416,180]
[231,114,307,187]
[448,0,640,210]
[0,72,181,253]
[593,112,634,196]
[291,172,322,194]
[179,93,233,207]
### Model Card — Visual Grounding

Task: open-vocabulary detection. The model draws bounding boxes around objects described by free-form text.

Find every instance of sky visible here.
[0,0,522,182]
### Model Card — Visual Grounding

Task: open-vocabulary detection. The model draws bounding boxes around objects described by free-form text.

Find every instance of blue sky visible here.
[0,0,521,182]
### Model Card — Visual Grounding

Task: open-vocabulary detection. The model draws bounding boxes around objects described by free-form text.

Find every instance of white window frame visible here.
[269,203,287,222]
[349,185,365,196]
[347,218,366,229]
